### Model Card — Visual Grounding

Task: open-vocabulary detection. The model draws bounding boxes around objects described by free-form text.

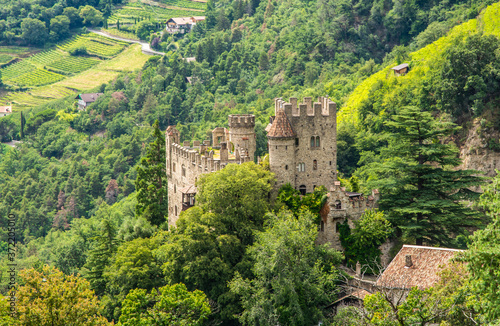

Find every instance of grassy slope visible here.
[339,2,500,127]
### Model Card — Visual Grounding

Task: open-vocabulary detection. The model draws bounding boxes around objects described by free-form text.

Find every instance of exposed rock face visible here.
[459,120,500,177]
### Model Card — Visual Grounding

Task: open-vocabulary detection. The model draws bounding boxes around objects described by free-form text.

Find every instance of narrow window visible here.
[335,200,342,210]
[285,146,288,150]
[285,165,288,170]
[175,205,178,216]
[173,163,176,172]
[310,136,315,147]
[313,160,317,171]
[316,136,320,147]
[336,222,341,233]
[174,184,176,193]
[295,138,299,146]
[329,161,332,166]
[320,221,325,232]
[181,165,186,177]
[302,163,305,171]
[299,185,307,195]
[276,146,278,149]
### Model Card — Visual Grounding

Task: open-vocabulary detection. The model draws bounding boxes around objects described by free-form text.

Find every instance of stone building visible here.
[266,97,337,195]
[317,181,379,249]
[165,96,379,253]
[165,114,255,226]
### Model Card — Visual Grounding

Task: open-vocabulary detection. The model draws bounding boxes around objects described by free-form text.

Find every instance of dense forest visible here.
[1,0,500,324]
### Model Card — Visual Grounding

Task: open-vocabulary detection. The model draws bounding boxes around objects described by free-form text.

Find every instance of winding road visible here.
[88,29,165,56]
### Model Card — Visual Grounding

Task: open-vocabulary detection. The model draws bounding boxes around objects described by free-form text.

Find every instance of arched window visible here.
[310,136,315,147]
[299,185,307,195]
[316,136,320,147]
[313,160,317,170]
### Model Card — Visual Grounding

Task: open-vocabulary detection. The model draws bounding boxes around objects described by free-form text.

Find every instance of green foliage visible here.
[361,106,485,246]
[135,120,168,227]
[80,6,104,27]
[229,210,342,326]
[21,18,48,46]
[2,265,110,326]
[196,162,273,245]
[118,283,210,326]
[156,163,273,323]
[69,46,88,56]
[135,20,157,41]
[277,184,328,223]
[460,170,500,322]
[339,209,392,271]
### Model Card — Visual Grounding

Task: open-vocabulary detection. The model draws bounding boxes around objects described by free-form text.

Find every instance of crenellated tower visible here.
[228,114,256,162]
[266,96,337,195]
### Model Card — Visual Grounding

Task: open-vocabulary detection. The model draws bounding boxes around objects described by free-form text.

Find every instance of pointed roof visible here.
[267,109,295,138]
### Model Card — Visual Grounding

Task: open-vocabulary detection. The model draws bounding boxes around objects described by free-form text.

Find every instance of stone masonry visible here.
[165,115,255,227]
[166,97,379,253]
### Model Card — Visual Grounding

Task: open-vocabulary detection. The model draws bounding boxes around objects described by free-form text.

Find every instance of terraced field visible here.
[108,0,205,24]
[0,33,149,110]
[47,57,101,74]
[0,43,149,110]
[9,69,65,87]
[58,34,128,57]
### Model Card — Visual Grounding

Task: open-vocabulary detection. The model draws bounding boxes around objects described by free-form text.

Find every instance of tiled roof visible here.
[0,106,12,113]
[376,245,462,289]
[267,109,295,138]
[180,184,197,194]
[391,63,409,71]
[76,93,103,103]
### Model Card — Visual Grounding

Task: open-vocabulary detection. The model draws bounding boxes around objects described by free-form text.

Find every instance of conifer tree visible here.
[135,120,168,227]
[370,106,484,246]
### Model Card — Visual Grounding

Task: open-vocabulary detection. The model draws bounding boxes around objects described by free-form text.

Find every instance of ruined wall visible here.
[166,115,256,227]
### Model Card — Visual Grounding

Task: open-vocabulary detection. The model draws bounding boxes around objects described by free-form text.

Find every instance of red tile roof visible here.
[376,245,462,289]
[267,109,295,138]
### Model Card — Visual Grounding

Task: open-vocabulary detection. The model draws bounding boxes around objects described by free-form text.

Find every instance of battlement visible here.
[228,114,255,129]
[274,96,336,118]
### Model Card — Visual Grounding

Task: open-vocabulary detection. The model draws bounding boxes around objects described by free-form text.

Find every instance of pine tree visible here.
[371,106,485,246]
[135,120,168,227]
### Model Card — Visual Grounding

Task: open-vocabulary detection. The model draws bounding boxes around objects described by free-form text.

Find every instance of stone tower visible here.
[267,97,337,194]
[228,114,256,162]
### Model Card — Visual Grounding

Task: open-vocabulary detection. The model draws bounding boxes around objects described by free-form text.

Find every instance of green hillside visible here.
[340,2,500,127]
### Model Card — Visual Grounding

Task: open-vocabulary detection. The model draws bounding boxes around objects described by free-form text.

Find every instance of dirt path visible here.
[88,29,165,56]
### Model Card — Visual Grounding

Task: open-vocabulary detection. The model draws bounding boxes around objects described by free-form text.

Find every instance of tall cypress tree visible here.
[371,106,485,246]
[135,120,168,227]
[20,111,26,139]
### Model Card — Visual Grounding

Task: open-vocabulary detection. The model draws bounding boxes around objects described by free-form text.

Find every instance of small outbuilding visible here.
[391,63,409,76]
[75,93,104,110]
[0,105,12,117]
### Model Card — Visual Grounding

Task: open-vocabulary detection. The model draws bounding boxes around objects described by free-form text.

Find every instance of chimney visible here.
[405,255,413,268]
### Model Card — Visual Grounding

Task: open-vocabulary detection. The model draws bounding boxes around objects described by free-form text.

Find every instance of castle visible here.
[165,96,378,250]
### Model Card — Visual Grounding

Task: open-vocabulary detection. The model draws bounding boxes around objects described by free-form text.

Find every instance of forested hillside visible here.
[1,0,500,324]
